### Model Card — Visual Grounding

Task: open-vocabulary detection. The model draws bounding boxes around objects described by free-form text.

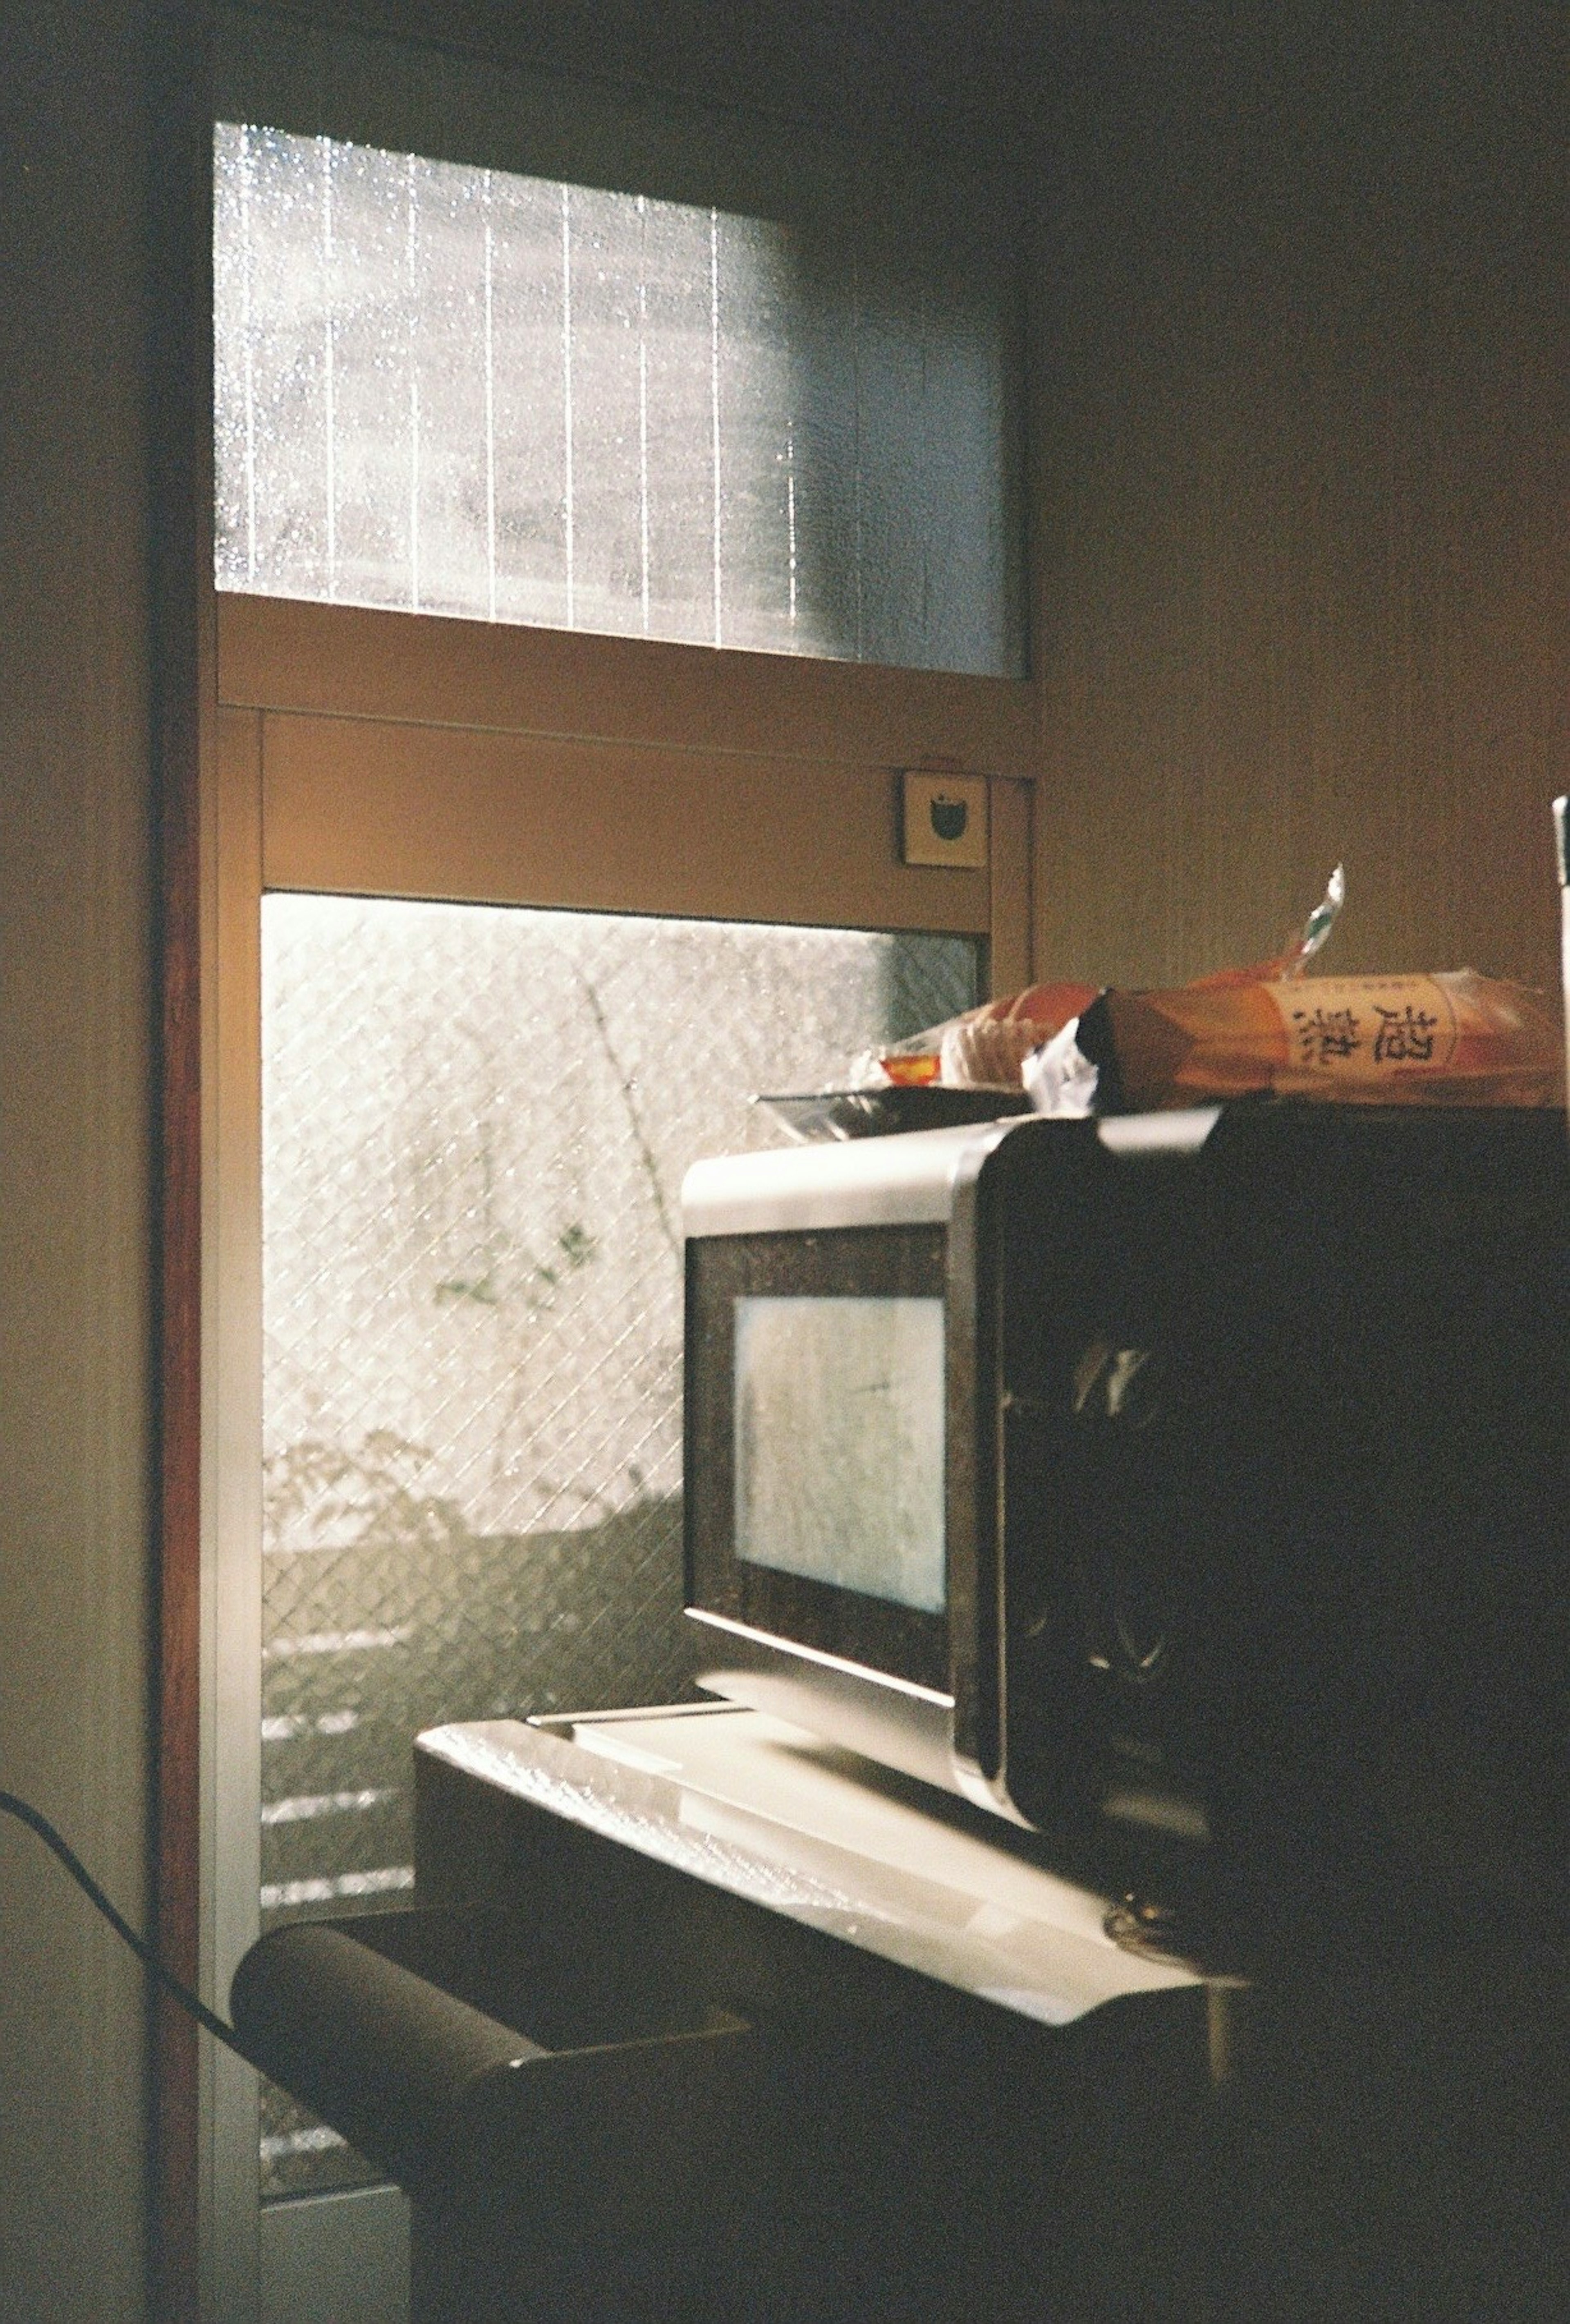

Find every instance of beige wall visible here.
[235,0,1570,998]
[0,4,156,2318]
[1032,2,1568,993]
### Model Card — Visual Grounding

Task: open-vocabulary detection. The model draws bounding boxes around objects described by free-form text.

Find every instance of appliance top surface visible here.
[418,1706,1195,2026]
[681,1115,1023,1237]
[680,1107,1227,1239]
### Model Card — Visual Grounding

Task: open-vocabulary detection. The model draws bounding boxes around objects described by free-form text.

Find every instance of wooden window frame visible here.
[169,585,1040,2316]
[166,18,1045,2302]
[219,594,1035,955]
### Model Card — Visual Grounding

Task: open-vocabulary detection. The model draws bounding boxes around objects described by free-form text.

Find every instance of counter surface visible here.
[417,1701,1194,2027]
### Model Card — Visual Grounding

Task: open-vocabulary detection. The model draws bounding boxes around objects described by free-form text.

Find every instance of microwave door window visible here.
[733,1295,946,1614]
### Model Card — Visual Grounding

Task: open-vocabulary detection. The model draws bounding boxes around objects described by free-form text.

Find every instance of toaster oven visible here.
[683,1104,1569,1891]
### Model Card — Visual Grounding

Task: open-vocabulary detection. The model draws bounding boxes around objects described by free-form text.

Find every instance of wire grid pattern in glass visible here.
[258,894,976,2194]
[214,122,1018,674]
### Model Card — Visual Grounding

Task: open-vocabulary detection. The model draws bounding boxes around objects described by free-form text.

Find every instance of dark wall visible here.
[1032,1,1568,988]
[0,4,158,2320]
[221,0,1071,153]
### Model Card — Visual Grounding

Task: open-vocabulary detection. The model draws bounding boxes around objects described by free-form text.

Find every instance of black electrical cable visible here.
[0,1790,257,2065]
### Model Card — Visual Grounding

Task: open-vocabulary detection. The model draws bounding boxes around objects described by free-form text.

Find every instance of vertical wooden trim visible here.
[204,704,266,2324]
[151,5,215,2319]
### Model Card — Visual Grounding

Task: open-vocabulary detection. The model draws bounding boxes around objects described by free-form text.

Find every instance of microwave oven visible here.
[683,1103,1570,1901]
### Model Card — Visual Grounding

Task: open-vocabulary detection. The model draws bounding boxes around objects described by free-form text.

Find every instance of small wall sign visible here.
[901,771,989,869]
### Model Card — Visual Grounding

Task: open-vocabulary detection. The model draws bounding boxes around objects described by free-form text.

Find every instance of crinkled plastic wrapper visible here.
[934,983,1100,1090]
[1025,971,1566,1117]
[870,982,1099,1089]
[902,866,1350,1094]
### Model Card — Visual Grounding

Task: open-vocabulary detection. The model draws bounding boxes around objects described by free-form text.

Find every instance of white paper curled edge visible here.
[1022,1017,1101,1117]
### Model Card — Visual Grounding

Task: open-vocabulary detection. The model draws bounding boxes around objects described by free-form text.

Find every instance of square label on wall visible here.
[901,772,989,869]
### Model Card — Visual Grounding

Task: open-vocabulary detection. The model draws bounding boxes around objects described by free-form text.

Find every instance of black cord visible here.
[0,1790,257,2065]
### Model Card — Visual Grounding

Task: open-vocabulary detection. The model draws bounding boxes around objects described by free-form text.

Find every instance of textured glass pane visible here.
[327,141,415,609]
[564,186,644,638]
[717,213,806,654]
[636,193,716,644]
[223,127,332,596]
[212,124,253,583]
[410,158,490,616]
[258,897,977,2193]
[491,168,569,627]
[215,122,1020,674]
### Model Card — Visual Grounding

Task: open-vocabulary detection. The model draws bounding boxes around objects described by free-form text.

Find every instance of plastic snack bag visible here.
[901,865,1347,1093]
[1026,969,1566,1115]
[935,983,1103,1089]
[864,982,1095,1089]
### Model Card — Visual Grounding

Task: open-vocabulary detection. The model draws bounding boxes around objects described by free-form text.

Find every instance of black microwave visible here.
[684,1104,1570,1903]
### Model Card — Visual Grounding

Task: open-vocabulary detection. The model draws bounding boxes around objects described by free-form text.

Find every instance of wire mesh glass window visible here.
[257,895,978,2192]
[214,122,1021,675]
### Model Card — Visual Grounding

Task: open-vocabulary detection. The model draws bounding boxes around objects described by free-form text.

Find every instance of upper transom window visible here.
[214,122,1022,676]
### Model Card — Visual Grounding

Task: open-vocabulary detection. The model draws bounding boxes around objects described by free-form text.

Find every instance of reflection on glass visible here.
[214,123,1019,674]
[257,895,976,2193]
[735,1296,946,1614]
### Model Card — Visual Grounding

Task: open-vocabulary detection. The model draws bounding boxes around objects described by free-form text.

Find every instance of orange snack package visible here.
[1031,971,1565,1114]
[896,866,1350,1092]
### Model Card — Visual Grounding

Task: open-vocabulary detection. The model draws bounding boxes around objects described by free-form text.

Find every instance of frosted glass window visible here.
[257,896,977,2194]
[215,123,1020,674]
